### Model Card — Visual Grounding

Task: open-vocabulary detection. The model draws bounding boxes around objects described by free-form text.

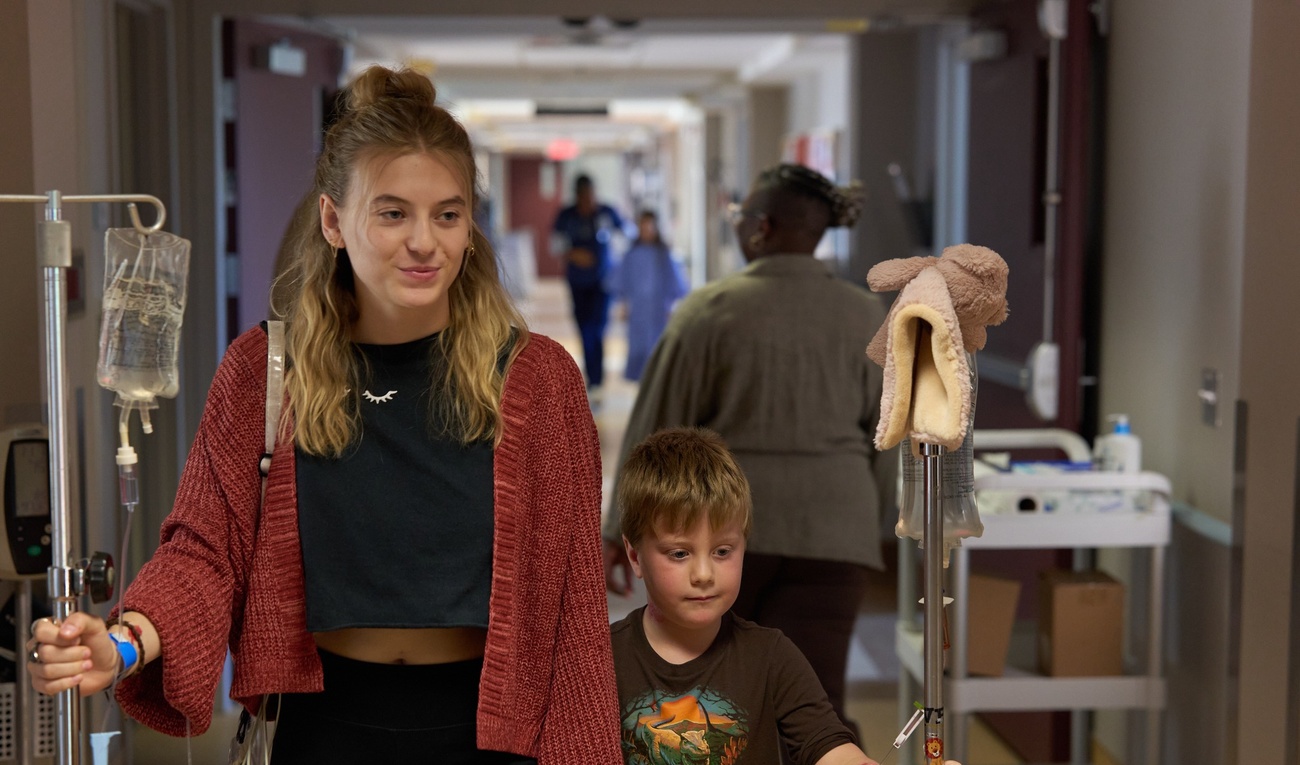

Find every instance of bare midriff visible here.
[313,627,488,665]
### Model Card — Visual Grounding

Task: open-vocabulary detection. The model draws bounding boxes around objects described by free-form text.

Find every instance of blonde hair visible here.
[277,66,527,456]
[618,427,753,546]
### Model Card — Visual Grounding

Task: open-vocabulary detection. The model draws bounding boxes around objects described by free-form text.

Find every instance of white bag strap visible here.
[228,323,286,765]
[259,320,286,484]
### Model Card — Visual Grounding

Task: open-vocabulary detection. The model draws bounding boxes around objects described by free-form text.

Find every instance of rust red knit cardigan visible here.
[116,327,620,763]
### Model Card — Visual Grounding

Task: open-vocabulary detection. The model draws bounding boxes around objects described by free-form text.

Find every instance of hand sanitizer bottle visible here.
[1094,414,1142,473]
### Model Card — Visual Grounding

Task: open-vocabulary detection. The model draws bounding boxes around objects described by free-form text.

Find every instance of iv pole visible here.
[0,191,166,765]
[920,442,946,765]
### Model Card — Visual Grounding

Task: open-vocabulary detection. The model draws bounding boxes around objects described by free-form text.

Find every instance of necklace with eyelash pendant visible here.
[362,389,397,404]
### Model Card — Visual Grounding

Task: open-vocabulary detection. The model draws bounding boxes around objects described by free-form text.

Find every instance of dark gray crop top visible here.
[295,332,497,631]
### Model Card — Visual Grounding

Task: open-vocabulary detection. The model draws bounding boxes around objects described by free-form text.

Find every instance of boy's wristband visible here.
[109,632,138,676]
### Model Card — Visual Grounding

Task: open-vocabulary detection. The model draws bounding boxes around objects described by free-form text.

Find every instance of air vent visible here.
[535,104,609,117]
[526,33,637,50]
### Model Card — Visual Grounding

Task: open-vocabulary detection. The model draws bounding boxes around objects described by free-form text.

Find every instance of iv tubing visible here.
[102,445,139,731]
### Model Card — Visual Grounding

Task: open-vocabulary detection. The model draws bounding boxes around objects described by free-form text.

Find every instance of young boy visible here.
[611,427,884,765]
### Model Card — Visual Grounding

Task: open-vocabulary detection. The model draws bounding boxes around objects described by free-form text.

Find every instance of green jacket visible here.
[606,254,894,568]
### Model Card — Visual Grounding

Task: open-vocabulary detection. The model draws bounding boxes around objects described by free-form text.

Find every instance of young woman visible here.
[27,66,619,764]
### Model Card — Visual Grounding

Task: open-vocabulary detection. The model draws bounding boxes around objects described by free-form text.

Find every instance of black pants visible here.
[270,650,537,764]
[731,552,873,738]
[568,281,610,387]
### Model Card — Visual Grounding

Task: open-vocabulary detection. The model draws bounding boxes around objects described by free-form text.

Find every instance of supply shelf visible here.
[896,625,1166,711]
[894,431,1170,765]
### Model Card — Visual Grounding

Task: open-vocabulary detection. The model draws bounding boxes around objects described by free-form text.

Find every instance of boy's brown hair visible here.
[618,427,753,546]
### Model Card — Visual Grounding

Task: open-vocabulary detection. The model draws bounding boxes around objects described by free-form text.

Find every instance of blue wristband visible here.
[109,632,138,674]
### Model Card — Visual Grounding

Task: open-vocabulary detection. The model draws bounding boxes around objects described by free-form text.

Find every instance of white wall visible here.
[1100,0,1249,525]
[674,115,708,286]
[1098,0,1250,744]
[1099,0,1281,761]
[785,52,850,140]
[1100,0,1254,754]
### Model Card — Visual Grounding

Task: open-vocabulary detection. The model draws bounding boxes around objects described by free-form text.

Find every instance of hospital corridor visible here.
[3,0,1300,763]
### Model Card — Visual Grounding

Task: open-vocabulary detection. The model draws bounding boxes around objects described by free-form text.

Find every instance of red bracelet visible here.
[121,618,145,666]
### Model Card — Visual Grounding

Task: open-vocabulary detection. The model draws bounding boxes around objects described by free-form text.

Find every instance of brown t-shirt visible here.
[611,607,854,765]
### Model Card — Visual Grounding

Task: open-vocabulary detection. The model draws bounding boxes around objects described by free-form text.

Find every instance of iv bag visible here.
[97,228,190,408]
[896,352,983,566]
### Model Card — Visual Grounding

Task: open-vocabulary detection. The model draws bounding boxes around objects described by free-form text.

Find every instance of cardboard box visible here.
[1037,569,1124,677]
[966,573,1022,676]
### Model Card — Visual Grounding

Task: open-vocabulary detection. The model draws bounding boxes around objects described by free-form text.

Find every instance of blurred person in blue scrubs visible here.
[611,210,688,381]
[551,174,627,403]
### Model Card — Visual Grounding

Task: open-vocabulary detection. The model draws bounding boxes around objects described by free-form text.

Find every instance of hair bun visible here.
[756,163,864,229]
[829,181,865,229]
[346,66,438,113]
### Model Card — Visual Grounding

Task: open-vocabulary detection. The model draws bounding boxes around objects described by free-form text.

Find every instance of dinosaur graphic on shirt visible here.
[621,689,748,765]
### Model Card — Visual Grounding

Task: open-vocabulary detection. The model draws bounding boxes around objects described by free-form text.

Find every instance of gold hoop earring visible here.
[748,232,764,251]
[465,243,476,258]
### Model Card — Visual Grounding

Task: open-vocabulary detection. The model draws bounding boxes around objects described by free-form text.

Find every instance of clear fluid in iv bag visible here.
[97,229,190,403]
[896,432,983,537]
[895,352,983,564]
[99,281,183,398]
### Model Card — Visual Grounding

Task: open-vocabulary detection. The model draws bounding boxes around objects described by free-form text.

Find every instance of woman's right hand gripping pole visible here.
[26,613,122,697]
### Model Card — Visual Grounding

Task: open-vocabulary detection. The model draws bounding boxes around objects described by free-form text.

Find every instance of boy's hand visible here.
[603,539,635,596]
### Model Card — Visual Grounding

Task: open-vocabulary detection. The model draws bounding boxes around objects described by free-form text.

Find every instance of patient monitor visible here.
[0,425,52,580]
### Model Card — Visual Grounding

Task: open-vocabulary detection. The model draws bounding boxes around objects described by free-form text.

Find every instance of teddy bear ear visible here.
[963,324,989,352]
[867,257,931,292]
[945,244,1008,280]
[866,323,890,367]
[990,298,1010,325]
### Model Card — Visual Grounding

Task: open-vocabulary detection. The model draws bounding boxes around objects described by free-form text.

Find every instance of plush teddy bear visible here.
[867,244,1009,362]
[866,244,1009,451]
